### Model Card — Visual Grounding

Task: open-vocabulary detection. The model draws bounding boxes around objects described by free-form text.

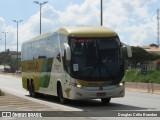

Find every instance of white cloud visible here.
[0,0,159,52]
[0,18,16,51]
[0,17,5,30]
[103,0,158,46]
[19,0,100,45]
[58,0,99,25]
[18,4,60,44]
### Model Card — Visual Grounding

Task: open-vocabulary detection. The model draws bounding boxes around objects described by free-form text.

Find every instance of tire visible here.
[101,98,111,104]
[58,84,67,104]
[29,80,36,97]
[27,80,30,91]
[28,81,32,97]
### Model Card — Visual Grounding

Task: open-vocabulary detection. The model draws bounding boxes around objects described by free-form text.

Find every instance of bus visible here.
[21,26,132,104]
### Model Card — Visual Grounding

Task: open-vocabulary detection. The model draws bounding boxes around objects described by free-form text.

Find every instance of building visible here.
[143,46,160,70]
[143,46,160,55]
[10,51,21,60]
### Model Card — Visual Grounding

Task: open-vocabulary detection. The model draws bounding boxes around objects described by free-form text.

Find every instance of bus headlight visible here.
[119,82,123,86]
[76,84,82,88]
[119,81,125,87]
[73,82,82,88]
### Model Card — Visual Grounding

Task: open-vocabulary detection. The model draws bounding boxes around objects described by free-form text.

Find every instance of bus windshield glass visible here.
[70,37,121,81]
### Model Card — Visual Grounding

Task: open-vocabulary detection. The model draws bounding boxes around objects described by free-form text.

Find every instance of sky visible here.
[0,0,159,52]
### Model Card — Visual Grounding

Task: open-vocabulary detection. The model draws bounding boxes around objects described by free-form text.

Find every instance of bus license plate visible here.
[97,92,106,97]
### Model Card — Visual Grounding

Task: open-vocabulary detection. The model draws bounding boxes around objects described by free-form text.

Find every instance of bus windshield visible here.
[70,37,122,81]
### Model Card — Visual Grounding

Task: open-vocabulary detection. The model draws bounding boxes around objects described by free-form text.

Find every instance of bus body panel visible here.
[69,85,125,100]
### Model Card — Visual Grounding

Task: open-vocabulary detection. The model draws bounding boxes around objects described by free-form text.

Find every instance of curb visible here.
[126,82,160,94]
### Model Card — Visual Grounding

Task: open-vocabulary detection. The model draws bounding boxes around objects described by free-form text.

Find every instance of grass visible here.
[125,69,160,84]
[0,89,5,96]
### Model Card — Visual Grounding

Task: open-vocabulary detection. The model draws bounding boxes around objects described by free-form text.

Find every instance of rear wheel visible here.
[101,98,111,104]
[58,84,67,104]
[29,80,37,97]
[28,81,32,96]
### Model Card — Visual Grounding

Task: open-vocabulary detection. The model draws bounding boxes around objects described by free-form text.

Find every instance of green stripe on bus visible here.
[40,58,53,88]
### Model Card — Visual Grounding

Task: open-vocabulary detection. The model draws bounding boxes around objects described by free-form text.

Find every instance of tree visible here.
[0,49,11,65]
[0,49,19,73]
[150,43,159,48]
[8,59,18,73]
[123,46,160,67]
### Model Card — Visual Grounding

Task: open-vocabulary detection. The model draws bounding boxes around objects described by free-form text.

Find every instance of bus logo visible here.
[99,87,103,91]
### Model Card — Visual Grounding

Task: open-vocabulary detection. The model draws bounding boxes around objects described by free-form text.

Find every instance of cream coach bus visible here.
[21,26,132,104]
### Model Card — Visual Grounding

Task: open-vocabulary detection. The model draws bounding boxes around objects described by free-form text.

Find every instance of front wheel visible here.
[58,84,67,104]
[101,98,111,104]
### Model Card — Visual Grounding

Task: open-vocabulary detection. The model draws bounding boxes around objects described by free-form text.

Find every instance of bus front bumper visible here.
[68,85,125,100]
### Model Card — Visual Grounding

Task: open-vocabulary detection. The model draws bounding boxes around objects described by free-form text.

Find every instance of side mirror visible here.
[64,43,71,61]
[122,43,132,57]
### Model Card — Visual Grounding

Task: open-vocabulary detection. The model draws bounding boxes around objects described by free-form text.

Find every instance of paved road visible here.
[0,73,160,120]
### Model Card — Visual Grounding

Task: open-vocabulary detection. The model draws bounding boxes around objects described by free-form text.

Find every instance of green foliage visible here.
[150,43,159,48]
[0,49,11,65]
[123,46,160,66]
[125,69,160,84]
[0,49,20,73]
[8,59,20,73]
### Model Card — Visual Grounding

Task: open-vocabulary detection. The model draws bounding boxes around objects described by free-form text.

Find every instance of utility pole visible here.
[13,20,23,71]
[157,9,160,47]
[2,31,8,70]
[2,31,8,52]
[34,1,48,34]
[100,0,103,26]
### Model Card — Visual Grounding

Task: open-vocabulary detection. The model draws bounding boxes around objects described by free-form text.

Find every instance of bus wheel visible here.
[28,81,32,97]
[58,84,66,104]
[29,81,36,97]
[101,98,111,104]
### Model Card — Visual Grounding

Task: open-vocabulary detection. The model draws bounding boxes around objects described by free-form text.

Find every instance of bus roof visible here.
[22,32,53,45]
[59,26,117,37]
[22,26,118,45]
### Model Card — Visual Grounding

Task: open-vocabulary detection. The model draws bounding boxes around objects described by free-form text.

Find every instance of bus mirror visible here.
[122,43,132,58]
[64,43,71,61]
